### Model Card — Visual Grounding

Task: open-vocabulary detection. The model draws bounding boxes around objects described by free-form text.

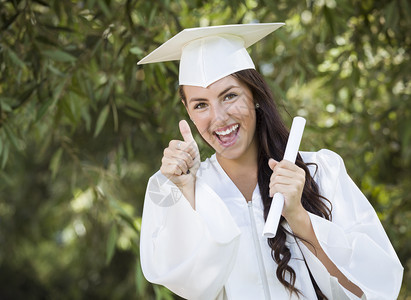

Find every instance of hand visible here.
[160,120,200,189]
[268,158,306,220]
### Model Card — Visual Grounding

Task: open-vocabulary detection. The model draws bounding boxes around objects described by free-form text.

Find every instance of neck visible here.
[216,139,258,179]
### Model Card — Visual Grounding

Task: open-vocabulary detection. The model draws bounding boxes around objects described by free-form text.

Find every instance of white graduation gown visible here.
[140,149,403,300]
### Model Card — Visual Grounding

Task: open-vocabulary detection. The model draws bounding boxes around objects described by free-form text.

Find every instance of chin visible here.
[214,144,247,160]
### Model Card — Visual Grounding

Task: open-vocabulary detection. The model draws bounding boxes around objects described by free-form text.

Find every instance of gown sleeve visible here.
[139,171,241,300]
[299,149,403,300]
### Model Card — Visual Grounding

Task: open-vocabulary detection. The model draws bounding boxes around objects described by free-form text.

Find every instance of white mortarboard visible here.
[137,23,285,88]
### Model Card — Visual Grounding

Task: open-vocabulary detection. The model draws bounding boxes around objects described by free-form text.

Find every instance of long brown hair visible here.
[180,69,331,298]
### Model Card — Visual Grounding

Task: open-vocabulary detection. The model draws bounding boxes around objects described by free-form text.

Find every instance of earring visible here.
[255,103,260,109]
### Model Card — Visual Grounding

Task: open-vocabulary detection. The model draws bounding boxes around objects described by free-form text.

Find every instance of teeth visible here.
[215,124,239,136]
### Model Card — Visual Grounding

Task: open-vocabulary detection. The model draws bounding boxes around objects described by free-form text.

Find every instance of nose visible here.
[210,101,229,126]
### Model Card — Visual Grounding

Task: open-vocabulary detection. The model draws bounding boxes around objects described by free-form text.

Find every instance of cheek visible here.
[191,114,213,137]
[227,102,256,129]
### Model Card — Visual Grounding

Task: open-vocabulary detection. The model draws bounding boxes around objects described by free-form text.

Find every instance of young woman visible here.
[138,24,403,300]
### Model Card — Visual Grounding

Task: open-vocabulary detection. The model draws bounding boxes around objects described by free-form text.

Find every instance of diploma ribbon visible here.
[262,116,306,238]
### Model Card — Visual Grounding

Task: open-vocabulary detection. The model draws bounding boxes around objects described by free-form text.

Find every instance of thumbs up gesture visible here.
[160,120,201,190]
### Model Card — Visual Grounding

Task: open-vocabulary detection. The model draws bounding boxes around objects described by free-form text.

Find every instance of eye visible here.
[194,102,207,109]
[224,93,237,101]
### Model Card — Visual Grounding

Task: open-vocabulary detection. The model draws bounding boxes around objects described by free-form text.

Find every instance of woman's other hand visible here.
[268,158,306,221]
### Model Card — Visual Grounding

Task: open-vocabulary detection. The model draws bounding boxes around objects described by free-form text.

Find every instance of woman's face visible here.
[183,75,257,161]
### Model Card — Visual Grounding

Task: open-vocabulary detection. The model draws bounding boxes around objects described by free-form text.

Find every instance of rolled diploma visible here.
[262,117,306,238]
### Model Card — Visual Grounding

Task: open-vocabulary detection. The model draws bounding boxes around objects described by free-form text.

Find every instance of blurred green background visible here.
[0,0,410,299]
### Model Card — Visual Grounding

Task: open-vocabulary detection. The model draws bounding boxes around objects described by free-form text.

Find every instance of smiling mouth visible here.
[214,124,240,147]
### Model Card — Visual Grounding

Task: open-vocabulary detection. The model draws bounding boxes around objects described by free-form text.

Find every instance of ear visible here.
[179,85,187,106]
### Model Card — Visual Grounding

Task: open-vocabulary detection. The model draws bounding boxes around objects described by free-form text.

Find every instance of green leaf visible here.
[116,145,123,176]
[129,47,144,56]
[135,260,148,297]
[1,144,9,169]
[17,83,38,105]
[118,213,138,234]
[323,6,335,36]
[385,1,399,30]
[1,102,12,112]
[61,92,82,124]
[37,99,54,120]
[36,80,66,120]
[82,108,92,132]
[148,6,157,26]
[105,224,118,265]
[3,124,20,151]
[53,79,67,101]
[98,0,111,18]
[0,170,13,185]
[122,96,147,112]
[42,50,77,62]
[49,147,63,179]
[112,102,118,132]
[100,81,112,102]
[7,48,26,69]
[94,105,110,137]
[108,197,130,219]
[87,0,97,9]
[47,64,65,76]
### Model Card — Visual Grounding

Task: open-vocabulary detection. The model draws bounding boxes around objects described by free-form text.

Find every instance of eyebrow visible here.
[218,85,238,98]
[188,85,240,103]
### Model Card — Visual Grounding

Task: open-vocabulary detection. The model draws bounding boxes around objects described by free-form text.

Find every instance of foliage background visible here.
[0,0,410,299]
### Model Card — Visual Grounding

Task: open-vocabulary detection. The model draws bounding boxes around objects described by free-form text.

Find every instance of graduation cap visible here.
[137,23,285,88]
